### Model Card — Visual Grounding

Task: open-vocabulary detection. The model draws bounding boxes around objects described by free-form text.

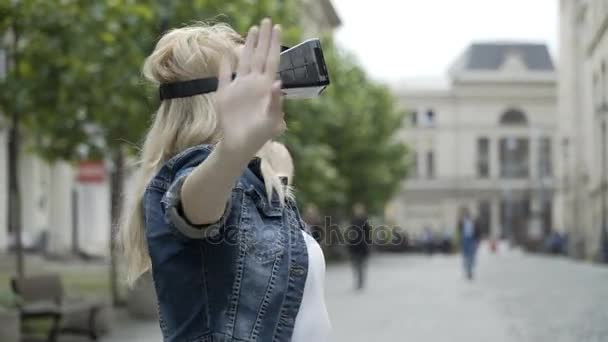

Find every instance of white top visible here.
[291,231,331,342]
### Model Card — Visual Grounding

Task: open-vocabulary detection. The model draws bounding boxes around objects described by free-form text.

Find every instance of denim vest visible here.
[143,144,309,342]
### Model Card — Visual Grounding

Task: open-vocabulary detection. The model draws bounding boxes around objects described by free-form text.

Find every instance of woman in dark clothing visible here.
[347,203,372,290]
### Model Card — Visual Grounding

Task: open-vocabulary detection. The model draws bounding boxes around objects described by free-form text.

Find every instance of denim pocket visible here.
[241,186,286,263]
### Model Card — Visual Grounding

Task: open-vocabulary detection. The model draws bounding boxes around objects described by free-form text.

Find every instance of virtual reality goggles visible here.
[159,39,330,101]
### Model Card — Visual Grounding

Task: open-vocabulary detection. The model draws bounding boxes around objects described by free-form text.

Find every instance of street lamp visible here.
[597,101,608,262]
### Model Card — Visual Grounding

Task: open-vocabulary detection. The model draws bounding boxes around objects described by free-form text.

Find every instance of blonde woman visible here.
[119,19,330,342]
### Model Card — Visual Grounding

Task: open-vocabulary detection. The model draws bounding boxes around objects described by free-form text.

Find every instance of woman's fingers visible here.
[252,18,272,73]
[264,25,282,76]
[236,26,258,76]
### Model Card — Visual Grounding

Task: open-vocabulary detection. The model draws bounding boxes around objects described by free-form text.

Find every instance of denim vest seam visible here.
[250,252,282,339]
[148,178,170,192]
[223,192,247,340]
[200,244,211,331]
[185,331,214,342]
[271,214,292,342]
[167,144,214,171]
[273,217,307,342]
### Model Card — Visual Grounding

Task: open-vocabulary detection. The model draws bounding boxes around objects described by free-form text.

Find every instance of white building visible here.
[0,0,341,254]
[558,0,608,260]
[391,42,558,247]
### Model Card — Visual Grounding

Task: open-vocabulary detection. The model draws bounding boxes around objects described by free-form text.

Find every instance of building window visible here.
[539,137,552,178]
[477,200,491,237]
[477,137,490,178]
[500,137,529,178]
[426,150,435,179]
[425,109,436,126]
[500,197,530,242]
[411,110,418,126]
[499,109,528,126]
[541,199,553,235]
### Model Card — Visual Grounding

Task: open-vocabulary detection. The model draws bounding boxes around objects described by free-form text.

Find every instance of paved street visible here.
[327,246,608,342]
[100,246,608,342]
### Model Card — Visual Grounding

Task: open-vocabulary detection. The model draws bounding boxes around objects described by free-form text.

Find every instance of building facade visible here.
[0,0,341,254]
[391,43,558,247]
[558,0,608,260]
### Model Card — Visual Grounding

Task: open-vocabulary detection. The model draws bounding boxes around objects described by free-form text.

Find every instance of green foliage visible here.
[284,38,409,216]
[0,0,159,161]
[165,0,300,43]
[0,0,408,217]
[0,290,21,309]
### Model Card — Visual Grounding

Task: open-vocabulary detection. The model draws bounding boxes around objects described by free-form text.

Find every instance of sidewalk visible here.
[9,249,608,342]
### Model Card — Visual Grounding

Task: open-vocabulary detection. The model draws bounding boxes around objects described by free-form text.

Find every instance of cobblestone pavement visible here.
[327,247,608,342]
[98,246,608,342]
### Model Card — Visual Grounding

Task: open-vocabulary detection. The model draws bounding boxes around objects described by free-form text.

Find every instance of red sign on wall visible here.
[77,161,106,183]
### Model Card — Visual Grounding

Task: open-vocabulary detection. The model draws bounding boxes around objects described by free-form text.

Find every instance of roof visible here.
[451,42,555,72]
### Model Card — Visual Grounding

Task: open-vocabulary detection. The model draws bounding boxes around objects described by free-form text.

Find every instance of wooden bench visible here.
[11,274,104,342]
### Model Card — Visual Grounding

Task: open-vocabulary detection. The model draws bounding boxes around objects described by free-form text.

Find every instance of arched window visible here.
[500,109,528,126]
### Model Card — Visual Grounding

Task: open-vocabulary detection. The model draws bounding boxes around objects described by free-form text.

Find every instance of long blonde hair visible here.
[120,23,288,286]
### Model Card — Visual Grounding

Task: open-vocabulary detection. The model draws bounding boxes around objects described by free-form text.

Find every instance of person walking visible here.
[347,203,371,290]
[457,207,482,280]
[119,19,330,342]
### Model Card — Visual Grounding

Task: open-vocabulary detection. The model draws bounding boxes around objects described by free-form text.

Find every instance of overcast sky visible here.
[332,0,558,83]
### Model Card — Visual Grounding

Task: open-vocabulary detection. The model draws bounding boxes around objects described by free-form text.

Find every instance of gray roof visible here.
[454,42,554,72]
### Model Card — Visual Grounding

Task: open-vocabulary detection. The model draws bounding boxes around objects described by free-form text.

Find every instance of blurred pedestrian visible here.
[304,204,324,243]
[457,207,481,280]
[119,19,331,342]
[347,203,372,290]
[422,226,434,255]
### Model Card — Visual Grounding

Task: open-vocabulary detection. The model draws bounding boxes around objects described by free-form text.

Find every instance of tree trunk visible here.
[8,110,23,279]
[7,11,24,279]
[109,146,125,306]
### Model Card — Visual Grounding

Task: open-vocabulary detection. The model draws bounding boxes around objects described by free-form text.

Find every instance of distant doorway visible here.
[500,196,530,244]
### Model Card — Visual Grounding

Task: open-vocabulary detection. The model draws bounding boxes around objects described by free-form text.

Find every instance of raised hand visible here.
[216,18,285,154]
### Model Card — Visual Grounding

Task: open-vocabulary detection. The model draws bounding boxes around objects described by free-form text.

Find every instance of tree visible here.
[1,1,408,295]
[284,39,409,218]
[0,1,158,302]
[0,0,304,301]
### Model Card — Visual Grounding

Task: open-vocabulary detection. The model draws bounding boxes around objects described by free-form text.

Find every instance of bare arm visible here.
[179,19,284,225]
[180,140,255,224]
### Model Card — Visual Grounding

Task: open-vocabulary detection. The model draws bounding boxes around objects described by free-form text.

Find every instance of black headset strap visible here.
[159,45,292,101]
[159,78,219,100]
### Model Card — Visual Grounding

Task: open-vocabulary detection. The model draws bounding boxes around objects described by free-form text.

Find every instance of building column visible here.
[529,134,539,179]
[528,133,543,241]
[47,161,74,255]
[491,198,501,240]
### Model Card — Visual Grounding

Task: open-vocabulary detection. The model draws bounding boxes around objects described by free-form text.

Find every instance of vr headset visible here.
[159,38,330,101]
